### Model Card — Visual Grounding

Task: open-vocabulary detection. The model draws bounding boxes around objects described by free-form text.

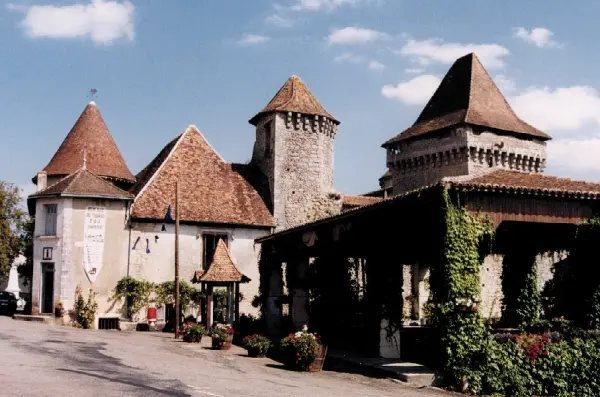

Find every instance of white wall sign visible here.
[83,206,106,283]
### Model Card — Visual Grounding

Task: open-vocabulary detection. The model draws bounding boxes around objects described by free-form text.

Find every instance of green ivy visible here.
[111,277,154,320]
[427,189,494,390]
[501,249,541,328]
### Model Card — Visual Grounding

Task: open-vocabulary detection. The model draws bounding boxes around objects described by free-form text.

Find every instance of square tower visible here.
[382,53,552,195]
[249,76,342,231]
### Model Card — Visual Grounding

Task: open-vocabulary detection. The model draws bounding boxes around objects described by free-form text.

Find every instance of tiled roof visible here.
[249,75,339,125]
[383,53,551,146]
[449,170,600,198]
[35,102,135,183]
[342,195,383,208]
[256,170,600,244]
[30,168,134,200]
[131,126,275,227]
[193,239,247,283]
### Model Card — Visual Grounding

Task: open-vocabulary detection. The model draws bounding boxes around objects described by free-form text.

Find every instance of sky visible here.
[3,0,600,203]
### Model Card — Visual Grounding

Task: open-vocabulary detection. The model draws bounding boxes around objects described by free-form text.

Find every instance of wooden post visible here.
[227,284,234,325]
[174,180,181,338]
[234,282,240,325]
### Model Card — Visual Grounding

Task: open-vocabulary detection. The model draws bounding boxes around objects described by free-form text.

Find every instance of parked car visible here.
[0,292,17,316]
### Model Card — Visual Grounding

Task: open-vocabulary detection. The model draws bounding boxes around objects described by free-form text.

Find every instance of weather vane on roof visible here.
[87,88,98,101]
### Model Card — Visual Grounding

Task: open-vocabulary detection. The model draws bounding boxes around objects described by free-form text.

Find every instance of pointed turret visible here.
[195,239,248,283]
[249,75,339,125]
[33,102,135,184]
[383,53,551,146]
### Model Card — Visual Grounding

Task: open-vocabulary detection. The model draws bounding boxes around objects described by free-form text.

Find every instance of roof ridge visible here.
[187,125,226,164]
[133,131,187,203]
[464,53,475,123]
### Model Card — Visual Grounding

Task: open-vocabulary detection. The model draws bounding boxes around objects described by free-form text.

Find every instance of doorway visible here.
[41,262,54,313]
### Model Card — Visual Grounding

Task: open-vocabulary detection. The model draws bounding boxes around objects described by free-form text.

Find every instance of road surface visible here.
[0,316,451,397]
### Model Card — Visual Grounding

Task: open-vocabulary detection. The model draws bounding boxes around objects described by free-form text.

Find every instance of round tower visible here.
[249,75,341,231]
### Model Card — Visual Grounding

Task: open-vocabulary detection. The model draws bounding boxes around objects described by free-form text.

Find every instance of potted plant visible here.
[211,324,234,350]
[243,334,271,357]
[280,326,327,372]
[54,301,64,318]
[182,321,206,343]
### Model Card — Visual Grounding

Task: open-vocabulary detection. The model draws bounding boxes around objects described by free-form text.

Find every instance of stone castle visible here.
[25,51,559,325]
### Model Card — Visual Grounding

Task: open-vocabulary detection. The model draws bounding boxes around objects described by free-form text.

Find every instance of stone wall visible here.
[387,126,548,195]
[479,252,565,320]
[251,112,341,230]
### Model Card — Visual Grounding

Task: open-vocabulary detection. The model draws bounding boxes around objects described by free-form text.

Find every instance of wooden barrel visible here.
[307,344,328,372]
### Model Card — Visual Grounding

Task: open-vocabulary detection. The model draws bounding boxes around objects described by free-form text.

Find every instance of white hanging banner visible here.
[83,206,106,283]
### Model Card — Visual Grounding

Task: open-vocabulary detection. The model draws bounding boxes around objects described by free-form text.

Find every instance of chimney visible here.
[37,171,47,192]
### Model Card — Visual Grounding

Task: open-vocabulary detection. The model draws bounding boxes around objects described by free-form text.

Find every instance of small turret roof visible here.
[193,239,249,283]
[249,75,339,125]
[34,102,135,183]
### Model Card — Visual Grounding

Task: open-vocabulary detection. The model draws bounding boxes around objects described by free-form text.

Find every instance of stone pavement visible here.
[0,316,454,396]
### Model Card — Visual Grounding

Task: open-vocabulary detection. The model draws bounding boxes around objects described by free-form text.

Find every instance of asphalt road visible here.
[0,316,451,397]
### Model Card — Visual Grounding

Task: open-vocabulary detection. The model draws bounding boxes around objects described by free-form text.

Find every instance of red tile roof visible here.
[249,75,339,125]
[383,53,551,146]
[193,239,247,283]
[30,168,134,200]
[131,126,275,227]
[35,102,135,183]
[342,195,383,208]
[449,170,600,198]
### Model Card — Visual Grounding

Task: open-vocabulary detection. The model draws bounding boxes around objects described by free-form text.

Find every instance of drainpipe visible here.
[126,201,131,278]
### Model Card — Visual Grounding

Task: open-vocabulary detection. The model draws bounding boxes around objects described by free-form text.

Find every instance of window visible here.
[264,121,273,157]
[202,234,228,270]
[44,204,57,236]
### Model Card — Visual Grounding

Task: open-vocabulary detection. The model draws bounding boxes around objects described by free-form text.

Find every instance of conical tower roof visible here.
[195,239,248,283]
[34,102,135,183]
[383,53,551,146]
[249,75,339,125]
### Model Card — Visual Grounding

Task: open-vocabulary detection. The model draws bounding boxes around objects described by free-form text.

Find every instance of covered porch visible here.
[254,180,600,362]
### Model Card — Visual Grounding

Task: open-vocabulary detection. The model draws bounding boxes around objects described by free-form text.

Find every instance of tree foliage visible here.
[0,181,27,280]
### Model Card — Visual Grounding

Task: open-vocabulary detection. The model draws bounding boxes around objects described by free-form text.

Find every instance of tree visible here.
[0,181,27,280]
[17,217,34,285]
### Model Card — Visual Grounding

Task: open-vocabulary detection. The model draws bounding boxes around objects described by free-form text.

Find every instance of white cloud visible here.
[333,52,364,63]
[404,68,424,74]
[237,34,271,45]
[8,0,135,45]
[368,60,385,71]
[327,27,388,45]
[548,137,600,173]
[381,74,441,105]
[290,0,380,12]
[494,74,517,93]
[398,39,510,70]
[265,13,293,28]
[511,86,600,132]
[513,27,560,48]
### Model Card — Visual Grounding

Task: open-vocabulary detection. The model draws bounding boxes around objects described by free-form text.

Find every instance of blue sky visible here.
[3,0,600,200]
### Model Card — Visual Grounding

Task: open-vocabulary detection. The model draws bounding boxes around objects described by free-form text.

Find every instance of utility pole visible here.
[174,180,181,339]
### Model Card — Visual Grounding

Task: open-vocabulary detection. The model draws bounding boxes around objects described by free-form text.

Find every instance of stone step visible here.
[326,351,437,387]
[13,314,54,324]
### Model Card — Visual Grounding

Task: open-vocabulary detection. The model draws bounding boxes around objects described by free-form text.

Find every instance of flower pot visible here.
[247,346,266,358]
[183,334,202,343]
[284,344,328,372]
[212,334,233,350]
[54,308,64,318]
[306,344,328,372]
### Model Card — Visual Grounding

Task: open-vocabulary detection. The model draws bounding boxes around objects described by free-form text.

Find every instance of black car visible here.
[0,291,17,316]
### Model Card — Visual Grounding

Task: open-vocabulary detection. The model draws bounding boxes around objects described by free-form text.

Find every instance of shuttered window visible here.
[44,204,57,236]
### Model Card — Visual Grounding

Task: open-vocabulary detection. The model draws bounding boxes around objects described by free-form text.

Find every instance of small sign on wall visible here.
[42,247,53,260]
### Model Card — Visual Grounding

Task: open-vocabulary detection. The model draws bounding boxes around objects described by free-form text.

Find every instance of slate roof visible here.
[192,239,248,283]
[30,168,134,200]
[249,75,339,125]
[383,53,551,146]
[34,102,135,183]
[131,126,275,227]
